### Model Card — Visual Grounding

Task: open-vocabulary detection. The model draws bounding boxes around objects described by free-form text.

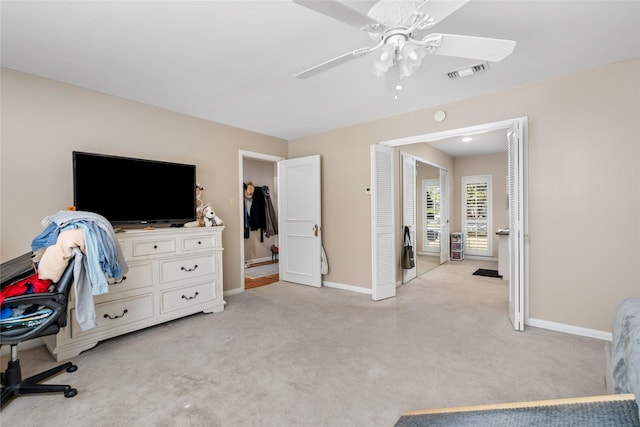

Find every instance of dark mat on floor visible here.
[395,399,640,427]
[473,268,502,278]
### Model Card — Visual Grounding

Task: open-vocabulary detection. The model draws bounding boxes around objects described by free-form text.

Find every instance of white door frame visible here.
[238,150,285,292]
[378,117,529,327]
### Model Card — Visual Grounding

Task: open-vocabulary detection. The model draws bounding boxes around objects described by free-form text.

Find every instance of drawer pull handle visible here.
[181,265,198,272]
[182,292,199,301]
[104,309,128,320]
[112,276,127,285]
[198,241,202,245]
[153,245,158,249]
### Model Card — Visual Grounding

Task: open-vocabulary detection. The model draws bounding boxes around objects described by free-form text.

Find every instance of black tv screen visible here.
[73,151,196,226]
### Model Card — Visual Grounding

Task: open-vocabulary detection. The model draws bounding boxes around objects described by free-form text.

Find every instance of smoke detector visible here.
[447,62,489,79]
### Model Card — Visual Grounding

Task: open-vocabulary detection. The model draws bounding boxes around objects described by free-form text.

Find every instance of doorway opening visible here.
[239,151,284,290]
[376,117,528,330]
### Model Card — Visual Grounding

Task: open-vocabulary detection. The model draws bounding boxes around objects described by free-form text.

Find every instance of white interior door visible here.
[371,144,396,301]
[401,153,417,283]
[508,125,525,330]
[439,169,450,265]
[278,155,322,287]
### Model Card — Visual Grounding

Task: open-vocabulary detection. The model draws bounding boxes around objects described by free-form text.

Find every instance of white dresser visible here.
[44,226,225,361]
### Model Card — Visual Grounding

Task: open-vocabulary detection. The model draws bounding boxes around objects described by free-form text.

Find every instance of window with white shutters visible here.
[462,175,492,257]
[422,179,441,252]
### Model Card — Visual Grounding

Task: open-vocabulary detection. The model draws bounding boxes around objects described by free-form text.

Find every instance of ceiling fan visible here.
[293,0,516,91]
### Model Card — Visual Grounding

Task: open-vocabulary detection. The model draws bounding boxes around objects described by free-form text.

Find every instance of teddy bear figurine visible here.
[202,204,224,227]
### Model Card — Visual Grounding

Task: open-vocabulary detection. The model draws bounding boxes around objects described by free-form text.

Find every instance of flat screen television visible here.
[73,151,196,226]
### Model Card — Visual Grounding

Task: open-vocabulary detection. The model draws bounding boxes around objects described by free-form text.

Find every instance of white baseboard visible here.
[527,317,612,341]
[464,255,498,262]
[224,288,243,297]
[323,281,372,295]
[417,251,439,257]
[245,256,273,266]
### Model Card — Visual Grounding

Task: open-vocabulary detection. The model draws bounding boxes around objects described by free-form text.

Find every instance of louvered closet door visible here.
[371,144,396,301]
[402,153,417,283]
[508,126,525,331]
[462,175,492,257]
[439,169,450,264]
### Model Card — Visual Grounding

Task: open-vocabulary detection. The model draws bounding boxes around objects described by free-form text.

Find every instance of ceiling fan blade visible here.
[295,47,373,79]
[293,0,383,31]
[427,33,516,62]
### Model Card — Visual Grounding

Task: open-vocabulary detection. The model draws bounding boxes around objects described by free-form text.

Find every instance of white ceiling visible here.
[428,128,509,157]
[1,1,639,143]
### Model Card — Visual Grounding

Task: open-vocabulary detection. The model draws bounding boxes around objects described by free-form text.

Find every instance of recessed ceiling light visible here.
[462,137,473,142]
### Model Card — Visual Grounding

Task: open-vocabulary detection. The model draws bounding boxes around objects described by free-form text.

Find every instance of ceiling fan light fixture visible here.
[372,43,396,77]
[398,42,426,78]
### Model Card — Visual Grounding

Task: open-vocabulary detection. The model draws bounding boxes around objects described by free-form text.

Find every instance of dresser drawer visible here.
[98,262,153,299]
[159,254,215,284]
[161,282,214,314]
[182,234,219,251]
[70,293,154,338]
[132,238,176,257]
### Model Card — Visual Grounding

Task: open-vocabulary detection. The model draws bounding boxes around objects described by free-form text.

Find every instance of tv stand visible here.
[43,227,225,361]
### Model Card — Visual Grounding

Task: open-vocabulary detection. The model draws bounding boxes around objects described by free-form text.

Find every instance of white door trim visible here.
[238,150,285,291]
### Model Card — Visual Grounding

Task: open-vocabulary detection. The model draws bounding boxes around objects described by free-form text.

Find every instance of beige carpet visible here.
[1,260,608,426]
[417,253,441,276]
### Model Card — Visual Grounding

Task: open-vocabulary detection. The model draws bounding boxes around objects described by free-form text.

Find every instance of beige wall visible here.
[243,158,278,262]
[0,68,288,293]
[453,152,509,258]
[2,59,639,334]
[290,58,640,333]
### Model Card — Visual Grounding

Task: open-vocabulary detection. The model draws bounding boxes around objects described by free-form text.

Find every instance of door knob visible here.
[313,224,319,237]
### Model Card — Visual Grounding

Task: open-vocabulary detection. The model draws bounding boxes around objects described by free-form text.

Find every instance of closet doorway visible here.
[239,151,284,290]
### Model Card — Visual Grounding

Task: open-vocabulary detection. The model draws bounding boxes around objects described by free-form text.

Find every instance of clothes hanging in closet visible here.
[244,184,278,242]
[263,186,278,238]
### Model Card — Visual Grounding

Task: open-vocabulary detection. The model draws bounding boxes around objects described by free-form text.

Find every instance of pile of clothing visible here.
[1,211,128,332]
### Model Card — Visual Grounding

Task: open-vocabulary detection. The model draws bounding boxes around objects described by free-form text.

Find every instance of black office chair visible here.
[1,253,78,408]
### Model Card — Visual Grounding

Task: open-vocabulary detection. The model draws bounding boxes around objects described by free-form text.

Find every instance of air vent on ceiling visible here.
[447,62,490,79]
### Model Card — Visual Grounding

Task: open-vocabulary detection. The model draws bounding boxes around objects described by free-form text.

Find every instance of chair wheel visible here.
[64,388,77,398]
[66,364,78,373]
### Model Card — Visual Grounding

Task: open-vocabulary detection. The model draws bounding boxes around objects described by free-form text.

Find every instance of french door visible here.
[422,178,441,254]
[462,175,492,257]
